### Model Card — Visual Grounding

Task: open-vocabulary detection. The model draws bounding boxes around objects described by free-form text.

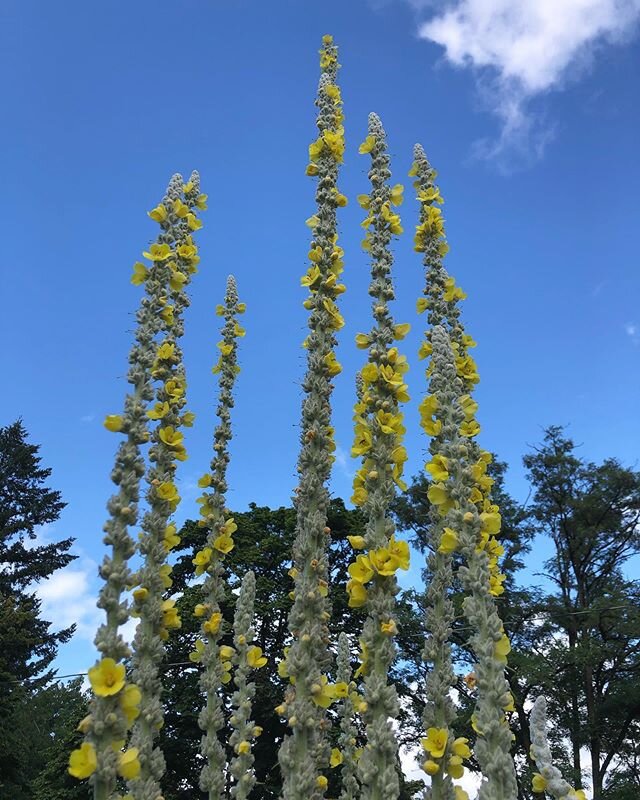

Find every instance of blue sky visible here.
[2,0,639,678]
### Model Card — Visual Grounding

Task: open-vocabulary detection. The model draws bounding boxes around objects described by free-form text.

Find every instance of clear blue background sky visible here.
[1,0,639,676]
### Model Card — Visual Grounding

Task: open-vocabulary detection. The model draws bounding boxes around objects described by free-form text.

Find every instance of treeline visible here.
[1,421,639,799]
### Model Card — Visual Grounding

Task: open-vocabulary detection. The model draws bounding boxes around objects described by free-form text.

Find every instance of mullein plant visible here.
[333,632,361,800]
[67,172,203,800]
[278,34,348,800]
[528,699,587,800]
[411,143,517,800]
[227,570,268,799]
[346,112,412,800]
[127,172,206,800]
[189,274,245,800]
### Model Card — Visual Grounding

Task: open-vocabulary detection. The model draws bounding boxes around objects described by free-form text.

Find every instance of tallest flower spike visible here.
[411,143,517,800]
[278,34,347,800]
[348,112,411,800]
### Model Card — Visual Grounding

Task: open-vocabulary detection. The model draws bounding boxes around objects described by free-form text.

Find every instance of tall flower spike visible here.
[228,571,264,799]
[194,275,245,800]
[412,145,516,800]
[127,172,205,800]
[69,173,191,800]
[349,112,411,800]
[411,147,460,800]
[335,633,360,800]
[529,698,586,800]
[279,34,346,800]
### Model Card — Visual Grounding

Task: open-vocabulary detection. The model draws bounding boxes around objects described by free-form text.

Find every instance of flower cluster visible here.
[529,698,587,800]
[349,112,410,800]
[227,571,267,799]
[69,172,203,798]
[412,142,517,799]
[191,275,245,797]
[279,34,347,800]
[126,173,204,798]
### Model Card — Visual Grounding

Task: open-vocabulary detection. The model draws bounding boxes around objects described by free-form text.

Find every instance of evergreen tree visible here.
[0,420,76,796]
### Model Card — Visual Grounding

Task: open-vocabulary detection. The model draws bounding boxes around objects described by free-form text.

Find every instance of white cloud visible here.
[37,564,102,641]
[625,322,640,344]
[413,0,640,168]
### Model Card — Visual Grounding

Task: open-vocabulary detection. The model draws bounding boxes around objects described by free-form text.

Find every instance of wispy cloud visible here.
[80,413,95,423]
[409,0,640,170]
[625,322,640,345]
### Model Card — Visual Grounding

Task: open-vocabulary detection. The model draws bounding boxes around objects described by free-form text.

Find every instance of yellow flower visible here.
[310,676,338,708]
[316,776,328,790]
[359,135,375,154]
[480,511,502,535]
[131,261,148,285]
[247,646,268,668]
[103,414,124,432]
[425,454,449,482]
[143,243,172,261]
[381,619,397,635]
[348,554,374,583]
[455,789,470,800]
[193,547,213,575]
[494,633,511,663]
[196,193,208,210]
[393,322,411,340]
[305,163,319,176]
[388,536,410,570]
[176,243,199,262]
[334,190,348,207]
[416,297,429,313]
[189,640,206,663]
[147,401,169,420]
[347,535,366,550]
[186,212,203,231]
[324,351,342,376]
[423,760,439,775]
[117,748,141,780]
[532,774,547,793]
[88,658,126,697]
[203,611,222,634]
[330,748,343,767]
[198,473,212,488]
[418,341,433,361]
[164,523,180,551]
[422,727,448,758]
[352,425,372,458]
[427,483,454,515]
[159,426,184,448]
[68,742,97,779]
[219,645,235,660]
[120,683,142,725]
[213,533,234,554]
[157,481,180,505]
[173,198,189,218]
[236,740,251,755]
[460,420,481,438]
[451,737,471,758]
[390,183,404,206]
[132,587,148,603]
[438,527,459,554]
[347,580,368,607]
[162,599,181,630]
[148,204,168,222]
[447,755,465,779]
[369,547,399,576]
